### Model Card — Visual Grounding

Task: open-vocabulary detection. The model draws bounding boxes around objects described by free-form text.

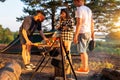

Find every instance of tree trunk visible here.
[0,60,21,80]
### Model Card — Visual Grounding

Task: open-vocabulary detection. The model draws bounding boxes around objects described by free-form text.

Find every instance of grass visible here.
[70,40,120,55]
[89,61,114,71]
[73,61,114,72]
[94,40,120,56]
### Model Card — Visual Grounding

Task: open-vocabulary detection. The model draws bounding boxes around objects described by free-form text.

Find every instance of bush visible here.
[95,41,120,55]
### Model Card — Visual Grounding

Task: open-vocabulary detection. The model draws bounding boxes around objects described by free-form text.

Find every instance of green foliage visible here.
[18,0,75,31]
[95,41,120,55]
[18,0,120,32]
[0,25,18,44]
[13,31,19,39]
[87,0,120,33]
[0,0,6,2]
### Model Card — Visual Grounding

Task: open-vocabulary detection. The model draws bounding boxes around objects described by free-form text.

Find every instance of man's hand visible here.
[26,40,32,45]
[43,37,50,44]
[73,36,78,44]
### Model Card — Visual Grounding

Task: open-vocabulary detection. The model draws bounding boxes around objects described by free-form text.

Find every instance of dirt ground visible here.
[0,50,120,80]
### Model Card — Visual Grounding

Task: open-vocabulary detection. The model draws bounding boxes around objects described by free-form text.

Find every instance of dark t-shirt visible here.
[19,16,41,36]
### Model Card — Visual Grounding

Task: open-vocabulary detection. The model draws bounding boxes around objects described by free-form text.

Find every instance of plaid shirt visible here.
[60,19,74,41]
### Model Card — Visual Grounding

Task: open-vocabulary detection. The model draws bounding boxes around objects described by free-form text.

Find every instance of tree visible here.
[0,25,4,43]
[2,28,14,43]
[0,25,15,44]
[17,0,74,31]
[13,31,19,39]
[0,0,6,2]
[17,0,120,32]
[87,0,120,32]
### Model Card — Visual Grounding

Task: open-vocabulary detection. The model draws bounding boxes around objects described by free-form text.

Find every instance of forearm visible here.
[91,19,94,39]
[22,29,30,42]
[39,30,46,40]
[75,25,80,37]
[74,18,81,38]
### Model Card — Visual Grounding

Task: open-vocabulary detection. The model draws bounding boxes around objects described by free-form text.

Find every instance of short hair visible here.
[36,10,45,16]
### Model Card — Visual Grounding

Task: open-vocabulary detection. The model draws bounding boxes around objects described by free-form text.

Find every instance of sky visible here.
[0,0,25,32]
[0,0,90,32]
[0,0,120,32]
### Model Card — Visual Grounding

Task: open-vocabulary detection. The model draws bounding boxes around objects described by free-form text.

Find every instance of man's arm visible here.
[91,18,94,40]
[21,16,33,45]
[39,30,48,41]
[22,29,32,45]
[74,18,82,44]
[75,18,82,37]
